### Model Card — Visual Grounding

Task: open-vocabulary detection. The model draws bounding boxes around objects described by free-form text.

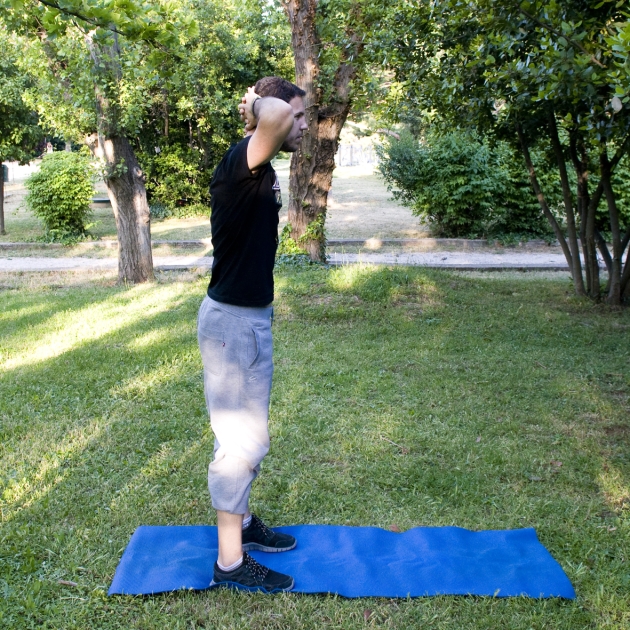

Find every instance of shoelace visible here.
[244,553,269,582]
[251,514,273,538]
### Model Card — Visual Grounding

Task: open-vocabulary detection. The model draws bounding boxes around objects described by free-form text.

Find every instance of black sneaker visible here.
[210,552,294,593]
[242,514,297,553]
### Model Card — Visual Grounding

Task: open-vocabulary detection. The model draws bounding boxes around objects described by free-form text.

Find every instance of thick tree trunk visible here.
[284,0,360,261]
[0,163,5,236]
[88,133,153,283]
[87,34,153,283]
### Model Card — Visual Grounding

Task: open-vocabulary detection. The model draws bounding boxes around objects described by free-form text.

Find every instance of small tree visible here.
[25,151,95,240]
[4,0,196,282]
[382,0,630,304]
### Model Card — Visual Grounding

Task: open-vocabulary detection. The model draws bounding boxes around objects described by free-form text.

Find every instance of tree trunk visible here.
[0,163,5,236]
[595,229,613,277]
[569,132,599,298]
[284,0,361,261]
[88,133,153,283]
[517,124,574,268]
[600,148,623,305]
[547,110,585,295]
[87,34,153,283]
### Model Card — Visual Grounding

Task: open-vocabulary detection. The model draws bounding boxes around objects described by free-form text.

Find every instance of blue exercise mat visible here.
[108,525,575,598]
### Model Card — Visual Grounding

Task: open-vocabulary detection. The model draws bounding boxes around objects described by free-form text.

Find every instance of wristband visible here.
[252,97,261,119]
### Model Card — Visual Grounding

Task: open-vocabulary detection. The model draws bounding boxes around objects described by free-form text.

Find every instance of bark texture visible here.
[284,0,362,261]
[88,133,153,283]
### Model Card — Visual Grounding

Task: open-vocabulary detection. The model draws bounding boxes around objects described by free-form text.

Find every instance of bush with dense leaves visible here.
[377,131,552,240]
[142,145,211,218]
[25,151,95,240]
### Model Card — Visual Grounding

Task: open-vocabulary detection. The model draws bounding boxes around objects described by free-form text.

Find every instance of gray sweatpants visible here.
[197,296,274,514]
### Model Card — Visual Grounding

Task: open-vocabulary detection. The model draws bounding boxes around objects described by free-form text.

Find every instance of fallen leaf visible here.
[608,526,617,532]
[363,609,373,621]
[58,580,78,587]
[389,524,401,532]
[528,475,543,481]
[476,436,481,443]
[550,460,563,467]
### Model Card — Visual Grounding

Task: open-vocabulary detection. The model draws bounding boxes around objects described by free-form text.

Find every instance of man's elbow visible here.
[259,98,293,126]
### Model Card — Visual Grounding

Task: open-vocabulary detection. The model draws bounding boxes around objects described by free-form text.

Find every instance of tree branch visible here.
[36,0,128,36]
[517,4,606,69]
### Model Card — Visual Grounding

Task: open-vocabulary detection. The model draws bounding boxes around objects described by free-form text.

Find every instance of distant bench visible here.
[92,197,110,205]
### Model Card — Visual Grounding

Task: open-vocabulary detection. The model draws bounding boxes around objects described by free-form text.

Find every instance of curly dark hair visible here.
[254,76,306,103]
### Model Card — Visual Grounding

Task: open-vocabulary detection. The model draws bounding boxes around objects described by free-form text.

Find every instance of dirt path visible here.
[0,251,577,272]
[276,162,428,239]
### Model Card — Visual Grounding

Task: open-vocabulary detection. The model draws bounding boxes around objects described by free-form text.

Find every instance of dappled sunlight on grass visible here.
[327,264,442,307]
[1,281,195,372]
[1,420,102,523]
[126,327,175,350]
[108,439,211,525]
[598,465,630,513]
[0,268,628,627]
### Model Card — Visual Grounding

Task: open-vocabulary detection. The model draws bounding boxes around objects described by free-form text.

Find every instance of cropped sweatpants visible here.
[197,296,274,514]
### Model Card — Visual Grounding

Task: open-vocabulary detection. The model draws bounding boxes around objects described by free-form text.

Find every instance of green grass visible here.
[0,267,629,629]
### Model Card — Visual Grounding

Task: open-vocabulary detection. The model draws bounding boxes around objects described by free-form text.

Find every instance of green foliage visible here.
[133,0,293,204]
[275,223,315,268]
[296,214,328,261]
[0,25,42,163]
[3,0,197,52]
[148,202,172,220]
[277,223,306,256]
[376,0,630,299]
[24,151,95,240]
[143,145,211,210]
[607,154,630,228]
[378,131,551,239]
[149,201,209,221]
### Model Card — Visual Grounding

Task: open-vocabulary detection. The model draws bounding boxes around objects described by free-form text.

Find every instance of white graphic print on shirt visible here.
[272,172,282,209]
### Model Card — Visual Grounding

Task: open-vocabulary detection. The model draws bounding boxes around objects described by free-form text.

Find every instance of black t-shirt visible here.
[207,136,281,306]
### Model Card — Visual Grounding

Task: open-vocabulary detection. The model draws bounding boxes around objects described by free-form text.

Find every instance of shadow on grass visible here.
[0,267,628,628]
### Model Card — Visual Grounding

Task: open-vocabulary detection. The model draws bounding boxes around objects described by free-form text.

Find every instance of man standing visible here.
[198,77,308,592]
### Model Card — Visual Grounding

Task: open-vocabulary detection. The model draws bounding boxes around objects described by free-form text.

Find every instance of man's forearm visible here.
[251,96,292,130]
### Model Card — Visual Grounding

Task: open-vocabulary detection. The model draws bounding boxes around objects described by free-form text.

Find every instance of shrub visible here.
[377,131,552,240]
[149,201,210,220]
[25,151,95,241]
[142,145,212,212]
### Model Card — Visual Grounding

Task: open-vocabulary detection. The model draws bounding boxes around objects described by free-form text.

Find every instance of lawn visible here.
[0,266,628,629]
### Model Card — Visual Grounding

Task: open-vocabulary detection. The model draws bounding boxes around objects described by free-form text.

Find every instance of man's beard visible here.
[280,137,300,153]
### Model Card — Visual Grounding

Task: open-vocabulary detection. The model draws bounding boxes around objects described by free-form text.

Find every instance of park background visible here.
[1,0,630,628]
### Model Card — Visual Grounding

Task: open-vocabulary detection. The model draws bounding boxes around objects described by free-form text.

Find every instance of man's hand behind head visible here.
[238,87,261,133]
